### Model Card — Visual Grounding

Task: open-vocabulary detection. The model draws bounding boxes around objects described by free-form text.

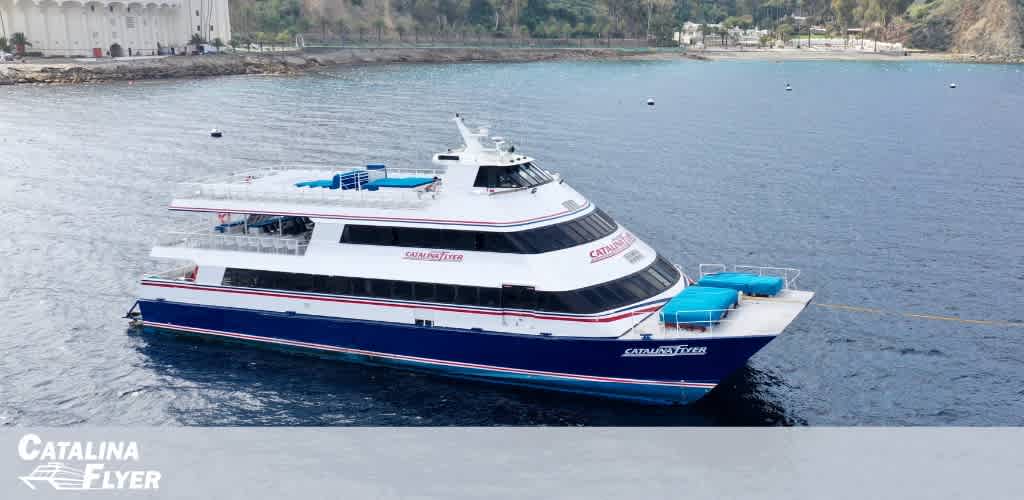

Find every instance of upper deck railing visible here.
[174,164,447,210]
[156,229,310,256]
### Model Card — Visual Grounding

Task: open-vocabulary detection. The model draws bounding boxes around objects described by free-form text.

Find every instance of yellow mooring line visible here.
[812,303,1024,328]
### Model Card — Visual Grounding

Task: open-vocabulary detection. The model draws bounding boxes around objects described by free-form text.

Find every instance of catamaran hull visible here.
[137,300,778,405]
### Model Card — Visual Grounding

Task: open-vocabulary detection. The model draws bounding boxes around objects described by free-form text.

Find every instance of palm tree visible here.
[372,18,387,43]
[10,32,30,55]
[189,33,204,46]
[212,38,224,50]
[0,37,10,53]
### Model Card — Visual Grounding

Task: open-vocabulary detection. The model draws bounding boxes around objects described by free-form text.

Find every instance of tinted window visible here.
[340,208,618,255]
[473,162,553,189]
[392,281,413,300]
[436,284,456,303]
[478,288,500,307]
[220,256,679,315]
[414,283,436,301]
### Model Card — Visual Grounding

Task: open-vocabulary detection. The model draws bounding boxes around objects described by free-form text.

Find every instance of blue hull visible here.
[137,300,778,405]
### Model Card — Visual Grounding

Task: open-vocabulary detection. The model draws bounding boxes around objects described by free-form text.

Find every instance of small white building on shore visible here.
[0,0,230,57]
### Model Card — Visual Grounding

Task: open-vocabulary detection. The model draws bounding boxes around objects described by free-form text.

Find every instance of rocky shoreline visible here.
[0,47,702,85]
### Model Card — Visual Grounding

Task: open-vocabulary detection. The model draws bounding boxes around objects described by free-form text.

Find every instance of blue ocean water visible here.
[1,59,1022,425]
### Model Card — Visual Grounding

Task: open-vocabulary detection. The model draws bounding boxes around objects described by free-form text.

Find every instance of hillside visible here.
[908,0,1024,55]
[225,0,1024,58]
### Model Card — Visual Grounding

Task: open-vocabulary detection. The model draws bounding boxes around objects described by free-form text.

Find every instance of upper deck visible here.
[168,116,589,231]
[174,165,446,210]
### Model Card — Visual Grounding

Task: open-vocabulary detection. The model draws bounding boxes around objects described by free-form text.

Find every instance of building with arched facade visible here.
[0,0,229,57]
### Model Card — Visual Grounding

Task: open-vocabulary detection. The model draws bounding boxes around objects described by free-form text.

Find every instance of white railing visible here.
[698,263,801,290]
[144,263,198,281]
[173,180,440,209]
[629,307,736,338]
[193,163,447,187]
[156,230,309,256]
[662,308,735,335]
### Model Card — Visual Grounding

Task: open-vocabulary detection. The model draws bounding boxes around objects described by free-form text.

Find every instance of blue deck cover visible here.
[295,170,369,190]
[660,286,739,327]
[365,177,435,188]
[697,272,784,297]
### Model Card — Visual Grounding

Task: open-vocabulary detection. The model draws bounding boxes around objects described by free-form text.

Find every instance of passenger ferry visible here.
[131,115,814,405]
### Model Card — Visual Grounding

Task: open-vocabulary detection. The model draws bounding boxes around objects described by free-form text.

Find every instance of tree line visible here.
[229,0,920,44]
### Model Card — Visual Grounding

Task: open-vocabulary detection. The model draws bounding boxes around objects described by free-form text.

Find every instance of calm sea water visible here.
[1,59,1022,426]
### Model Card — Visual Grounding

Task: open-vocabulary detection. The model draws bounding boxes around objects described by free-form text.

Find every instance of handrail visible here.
[733,265,801,290]
[698,263,802,290]
[197,164,448,186]
[156,230,309,256]
[665,308,734,335]
[144,263,197,281]
[173,181,440,209]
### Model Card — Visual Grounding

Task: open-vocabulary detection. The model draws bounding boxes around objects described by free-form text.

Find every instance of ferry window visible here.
[285,273,315,293]
[441,230,477,251]
[435,284,456,303]
[414,283,436,301]
[502,286,537,309]
[396,227,442,248]
[453,286,479,306]
[223,268,259,288]
[320,276,350,295]
[473,163,553,189]
[478,232,518,253]
[367,280,391,298]
[392,281,413,300]
[220,256,677,315]
[340,208,618,254]
[343,225,395,245]
[478,288,500,307]
[350,277,369,296]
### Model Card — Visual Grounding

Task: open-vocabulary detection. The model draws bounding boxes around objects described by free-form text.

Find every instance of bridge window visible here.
[473,162,553,189]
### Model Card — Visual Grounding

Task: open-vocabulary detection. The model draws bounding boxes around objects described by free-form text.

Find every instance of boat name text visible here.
[403,250,465,262]
[621,345,707,357]
[590,232,637,263]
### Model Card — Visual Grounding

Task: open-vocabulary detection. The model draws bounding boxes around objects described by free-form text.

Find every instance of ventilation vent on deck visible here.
[624,250,645,264]
[562,200,580,211]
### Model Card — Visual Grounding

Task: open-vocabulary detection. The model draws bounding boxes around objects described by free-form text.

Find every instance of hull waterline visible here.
[138,300,779,405]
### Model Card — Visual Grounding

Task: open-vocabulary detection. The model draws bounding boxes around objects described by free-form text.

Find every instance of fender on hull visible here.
[138,300,778,405]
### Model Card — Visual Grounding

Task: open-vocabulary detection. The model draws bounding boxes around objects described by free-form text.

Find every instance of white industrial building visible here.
[0,0,230,57]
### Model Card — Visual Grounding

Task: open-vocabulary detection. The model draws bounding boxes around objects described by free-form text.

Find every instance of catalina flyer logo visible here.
[17,433,161,491]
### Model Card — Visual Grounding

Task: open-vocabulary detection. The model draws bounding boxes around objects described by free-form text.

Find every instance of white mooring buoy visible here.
[646,98,655,106]
[210,128,223,138]
[949,82,957,89]
[785,83,792,91]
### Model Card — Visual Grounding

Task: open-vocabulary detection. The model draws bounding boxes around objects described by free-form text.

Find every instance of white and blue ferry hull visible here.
[137,299,779,405]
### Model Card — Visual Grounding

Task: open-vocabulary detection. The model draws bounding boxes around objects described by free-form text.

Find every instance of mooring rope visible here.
[741,296,1023,328]
[813,303,1024,328]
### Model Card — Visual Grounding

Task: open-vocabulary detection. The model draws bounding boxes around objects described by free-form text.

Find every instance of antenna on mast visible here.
[453,113,488,155]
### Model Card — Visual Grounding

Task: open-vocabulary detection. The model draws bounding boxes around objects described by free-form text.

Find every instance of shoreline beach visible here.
[3,45,1019,86]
